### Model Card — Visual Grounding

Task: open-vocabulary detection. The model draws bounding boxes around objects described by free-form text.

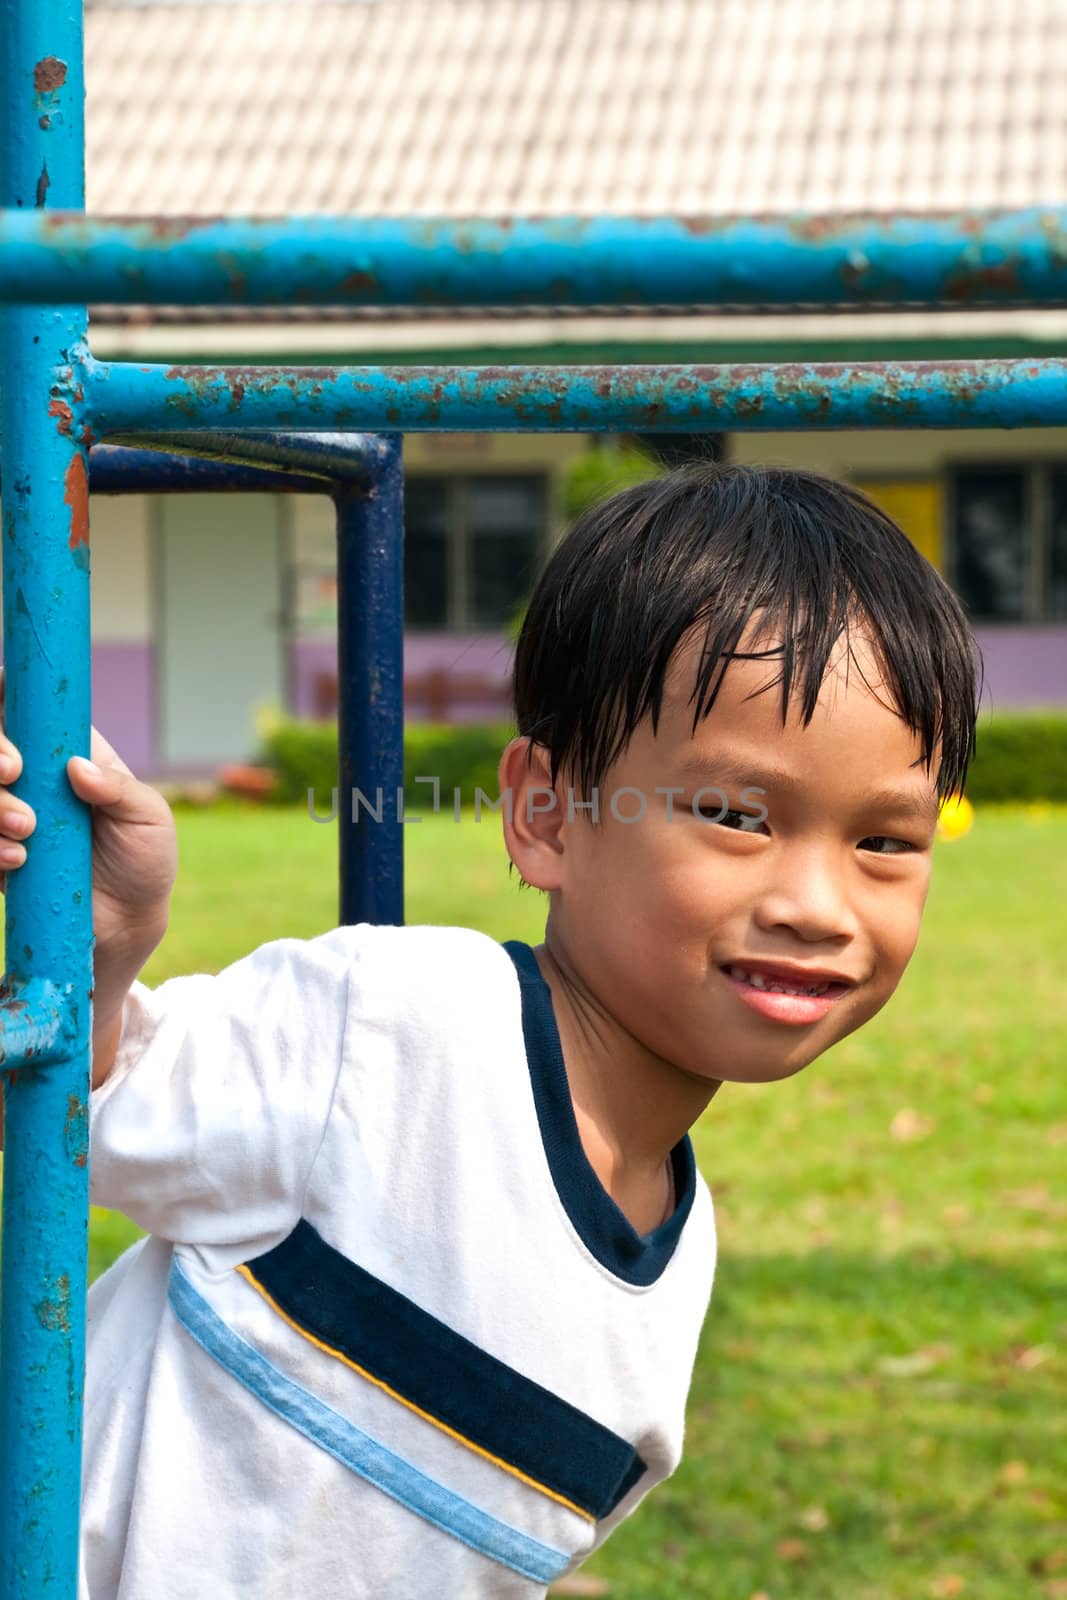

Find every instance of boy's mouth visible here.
[723,963,850,997]
[719,962,854,1024]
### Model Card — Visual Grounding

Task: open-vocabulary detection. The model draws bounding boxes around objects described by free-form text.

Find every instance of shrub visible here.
[560,441,662,523]
[966,712,1067,803]
[259,709,1067,809]
[259,717,513,809]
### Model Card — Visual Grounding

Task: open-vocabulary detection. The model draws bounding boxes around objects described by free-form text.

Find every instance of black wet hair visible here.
[513,462,982,802]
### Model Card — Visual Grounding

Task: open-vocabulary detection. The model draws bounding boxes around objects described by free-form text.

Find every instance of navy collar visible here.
[503,940,697,1287]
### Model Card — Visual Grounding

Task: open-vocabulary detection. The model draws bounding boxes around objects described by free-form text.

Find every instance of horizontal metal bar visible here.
[2,210,1067,308]
[0,976,79,1073]
[102,430,392,484]
[84,354,1067,434]
[86,445,328,496]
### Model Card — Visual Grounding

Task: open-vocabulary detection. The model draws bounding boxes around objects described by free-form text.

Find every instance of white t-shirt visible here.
[82,925,717,1600]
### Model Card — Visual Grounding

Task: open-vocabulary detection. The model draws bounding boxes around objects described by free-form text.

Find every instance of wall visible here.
[89,494,157,773]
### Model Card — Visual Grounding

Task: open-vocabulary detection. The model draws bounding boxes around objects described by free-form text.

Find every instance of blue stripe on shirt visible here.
[168,1259,572,1587]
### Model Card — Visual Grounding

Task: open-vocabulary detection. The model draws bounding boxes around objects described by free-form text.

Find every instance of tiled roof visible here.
[86,0,1067,218]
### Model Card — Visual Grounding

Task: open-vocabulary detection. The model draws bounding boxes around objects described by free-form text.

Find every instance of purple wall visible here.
[89,628,1067,784]
[290,631,515,723]
[973,625,1067,711]
[289,627,1067,724]
[92,642,157,774]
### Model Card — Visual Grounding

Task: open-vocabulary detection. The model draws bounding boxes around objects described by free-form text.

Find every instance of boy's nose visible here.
[751,847,859,945]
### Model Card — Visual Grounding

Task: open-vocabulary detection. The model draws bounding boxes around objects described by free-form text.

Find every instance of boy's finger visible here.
[88,724,131,776]
[0,742,22,785]
[67,756,168,825]
[0,797,36,839]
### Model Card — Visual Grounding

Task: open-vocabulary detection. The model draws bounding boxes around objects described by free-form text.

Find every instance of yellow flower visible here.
[937,794,974,841]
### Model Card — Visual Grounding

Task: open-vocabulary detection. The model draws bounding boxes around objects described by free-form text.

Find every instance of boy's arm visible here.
[0,693,176,1144]
[87,929,355,1254]
[91,915,169,1088]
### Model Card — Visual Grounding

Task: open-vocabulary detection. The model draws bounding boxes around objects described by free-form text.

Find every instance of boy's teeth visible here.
[728,965,830,998]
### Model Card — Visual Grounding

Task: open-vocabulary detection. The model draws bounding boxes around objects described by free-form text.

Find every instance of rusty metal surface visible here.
[81,354,1067,434]
[2,209,1067,309]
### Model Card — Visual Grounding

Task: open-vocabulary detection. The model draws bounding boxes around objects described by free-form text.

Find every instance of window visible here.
[1048,473,1067,622]
[950,463,1067,622]
[405,474,547,629]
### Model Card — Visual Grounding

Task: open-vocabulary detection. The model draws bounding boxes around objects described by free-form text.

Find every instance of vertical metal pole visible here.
[335,437,404,927]
[0,0,92,1592]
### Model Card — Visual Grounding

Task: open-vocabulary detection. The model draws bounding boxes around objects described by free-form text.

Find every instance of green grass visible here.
[15,801,1067,1598]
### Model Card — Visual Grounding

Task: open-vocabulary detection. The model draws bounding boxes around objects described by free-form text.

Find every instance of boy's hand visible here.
[0,672,177,1088]
[0,701,177,956]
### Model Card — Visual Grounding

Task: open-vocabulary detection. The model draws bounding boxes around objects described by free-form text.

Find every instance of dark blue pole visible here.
[0,0,92,1593]
[335,436,404,928]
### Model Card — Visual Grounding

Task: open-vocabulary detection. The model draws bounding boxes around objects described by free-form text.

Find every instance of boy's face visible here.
[524,625,940,1087]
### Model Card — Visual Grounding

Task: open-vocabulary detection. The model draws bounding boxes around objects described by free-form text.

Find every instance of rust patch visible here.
[36,1273,72,1334]
[0,980,27,1012]
[90,214,226,242]
[64,454,89,549]
[678,215,734,236]
[942,260,1024,302]
[35,162,50,207]
[64,1092,89,1169]
[78,423,94,448]
[48,397,74,435]
[34,57,67,93]
[339,269,380,296]
[38,113,51,130]
[789,214,843,242]
[149,216,211,241]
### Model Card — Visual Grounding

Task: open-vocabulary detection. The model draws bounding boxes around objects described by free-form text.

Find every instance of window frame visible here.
[404,469,551,631]
[946,457,1067,625]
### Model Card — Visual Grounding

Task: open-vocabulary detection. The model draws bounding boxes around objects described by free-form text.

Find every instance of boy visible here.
[0,464,980,1599]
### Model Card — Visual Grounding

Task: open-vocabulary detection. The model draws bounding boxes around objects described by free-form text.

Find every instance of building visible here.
[81,0,1067,776]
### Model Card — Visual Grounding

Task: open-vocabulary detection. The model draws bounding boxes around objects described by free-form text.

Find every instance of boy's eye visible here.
[705,807,769,834]
[858,835,915,855]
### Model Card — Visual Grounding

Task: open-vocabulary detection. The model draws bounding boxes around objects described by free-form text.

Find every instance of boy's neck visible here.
[532,939,720,1229]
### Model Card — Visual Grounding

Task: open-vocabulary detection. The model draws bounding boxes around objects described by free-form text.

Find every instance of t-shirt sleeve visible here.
[89,927,357,1255]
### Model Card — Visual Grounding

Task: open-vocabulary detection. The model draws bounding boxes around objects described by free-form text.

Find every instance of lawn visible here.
[16,802,1067,1597]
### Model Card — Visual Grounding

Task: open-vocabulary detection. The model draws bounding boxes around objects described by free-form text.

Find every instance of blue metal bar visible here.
[87,444,327,497]
[3,209,1067,308]
[83,354,1067,434]
[0,0,92,1593]
[336,437,404,928]
[99,431,386,484]
[0,978,80,1073]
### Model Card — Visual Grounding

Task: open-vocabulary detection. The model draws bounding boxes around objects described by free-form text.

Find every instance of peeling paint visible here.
[36,1274,72,1334]
[64,453,89,551]
[64,1093,89,1169]
[33,56,67,93]
[48,396,73,435]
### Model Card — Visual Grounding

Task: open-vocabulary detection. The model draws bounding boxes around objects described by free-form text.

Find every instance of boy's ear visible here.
[498,737,566,891]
